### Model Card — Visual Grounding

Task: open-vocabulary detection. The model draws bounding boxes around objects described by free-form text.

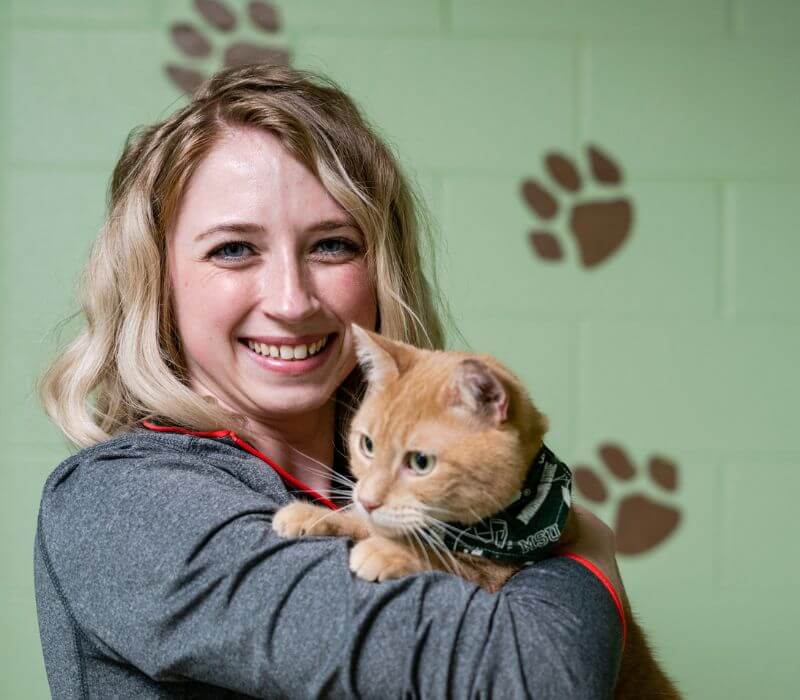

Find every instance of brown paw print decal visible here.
[165,0,291,94]
[573,443,681,555]
[521,145,633,268]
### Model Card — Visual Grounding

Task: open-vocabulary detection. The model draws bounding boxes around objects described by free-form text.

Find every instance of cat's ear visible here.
[449,358,509,425]
[351,323,407,387]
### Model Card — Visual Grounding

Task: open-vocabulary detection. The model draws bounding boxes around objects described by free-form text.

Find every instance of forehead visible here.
[172,125,349,239]
[355,394,468,453]
[355,363,465,443]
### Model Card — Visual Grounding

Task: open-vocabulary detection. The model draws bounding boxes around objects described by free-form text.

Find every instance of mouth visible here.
[238,332,337,375]
[360,506,424,537]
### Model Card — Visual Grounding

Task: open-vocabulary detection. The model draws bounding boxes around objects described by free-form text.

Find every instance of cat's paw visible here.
[349,536,420,582]
[272,502,337,538]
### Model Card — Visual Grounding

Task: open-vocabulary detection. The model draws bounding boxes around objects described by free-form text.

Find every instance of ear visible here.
[449,358,509,425]
[351,323,402,387]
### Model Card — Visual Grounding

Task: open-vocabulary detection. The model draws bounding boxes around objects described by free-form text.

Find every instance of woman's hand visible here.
[553,504,630,612]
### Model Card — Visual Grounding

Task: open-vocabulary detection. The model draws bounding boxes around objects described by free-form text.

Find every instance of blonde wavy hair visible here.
[38,63,451,449]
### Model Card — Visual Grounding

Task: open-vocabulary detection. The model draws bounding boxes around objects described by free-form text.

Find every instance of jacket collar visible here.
[140,420,339,510]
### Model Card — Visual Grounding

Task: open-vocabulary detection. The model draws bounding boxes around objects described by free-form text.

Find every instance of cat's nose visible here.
[358,497,382,513]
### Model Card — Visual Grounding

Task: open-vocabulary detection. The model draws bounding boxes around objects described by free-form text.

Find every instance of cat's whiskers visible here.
[416,502,464,522]
[283,458,357,493]
[309,479,355,501]
[473,490,507,517]
[325,487,356,497]
[326,492,357,505]
[418,514,488,592]
[417,514,462,565]
[307,502,357,531]
[267,434,357,490]
[418,500,511,530]
[466,507,481,521]
[410,508,485,564]
[428,502,487,526]
[412,525,447,572]
[371,506,426,535]
[406,527,435,574]
[331,393,359,413]
[331,393,365,427]
[420,529,456,576]
[416,525,467,584]
[420,514,472,539]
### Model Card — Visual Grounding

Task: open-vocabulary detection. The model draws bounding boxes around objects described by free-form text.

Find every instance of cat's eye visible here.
[359,433,374,458]
[405,451,436,475]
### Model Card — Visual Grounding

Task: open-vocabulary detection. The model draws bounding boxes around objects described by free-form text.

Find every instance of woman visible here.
[35,64,631,698]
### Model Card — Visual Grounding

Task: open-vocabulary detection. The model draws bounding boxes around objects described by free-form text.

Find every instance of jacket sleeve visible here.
[37,443,623,699]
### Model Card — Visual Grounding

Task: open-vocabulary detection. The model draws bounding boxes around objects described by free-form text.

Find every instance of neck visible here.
[188,377,337,498]
[241,403,336,497]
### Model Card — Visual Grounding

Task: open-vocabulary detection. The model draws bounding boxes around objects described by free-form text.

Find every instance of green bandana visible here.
[427,443,573,564]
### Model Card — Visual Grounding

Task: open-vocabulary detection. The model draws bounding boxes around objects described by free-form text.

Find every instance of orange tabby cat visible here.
[273,324,681,698]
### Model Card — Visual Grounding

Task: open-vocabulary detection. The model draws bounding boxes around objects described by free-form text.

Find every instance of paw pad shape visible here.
[165,0,291,94]
[521,145,633,268]
[573,443,681,555]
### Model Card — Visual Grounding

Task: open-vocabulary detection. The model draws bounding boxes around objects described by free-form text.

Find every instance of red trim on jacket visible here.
[140,420,339,511]
[559,553,627,649]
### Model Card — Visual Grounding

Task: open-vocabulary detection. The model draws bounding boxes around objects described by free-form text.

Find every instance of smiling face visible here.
[167,125,378,424]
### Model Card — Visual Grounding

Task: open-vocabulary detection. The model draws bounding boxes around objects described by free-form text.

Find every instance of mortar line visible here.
[711,458,725,596]
[1,0,10,405]
[727,0,744,39]
[568,318,585,455]
[575,40,592,151]
[719,182,736,320]
[438,0,452,35]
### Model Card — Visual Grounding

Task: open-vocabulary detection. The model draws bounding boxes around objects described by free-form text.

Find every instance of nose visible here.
[260,251,320,323]
[358,496,382,513]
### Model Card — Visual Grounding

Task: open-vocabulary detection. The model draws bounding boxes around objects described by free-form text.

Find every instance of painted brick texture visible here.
[1,1,797,698]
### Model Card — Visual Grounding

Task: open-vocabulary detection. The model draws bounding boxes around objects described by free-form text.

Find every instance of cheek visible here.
[319,264,376,325]
[347,437,367,475]
[406,471,448,504]
[171,262,255,345]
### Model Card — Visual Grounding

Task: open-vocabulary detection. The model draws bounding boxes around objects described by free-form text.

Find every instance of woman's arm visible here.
[554,505,682,699]
[35,441,624,698]
[554,504,630,614]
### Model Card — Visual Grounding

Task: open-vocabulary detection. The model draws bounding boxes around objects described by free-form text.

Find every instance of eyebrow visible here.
[194,218,357,242]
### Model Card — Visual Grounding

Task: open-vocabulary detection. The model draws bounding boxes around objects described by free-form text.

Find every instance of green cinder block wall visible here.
[2,1,798,697]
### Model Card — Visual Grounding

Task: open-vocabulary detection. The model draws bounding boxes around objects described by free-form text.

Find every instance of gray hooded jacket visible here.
[34,424,623,698]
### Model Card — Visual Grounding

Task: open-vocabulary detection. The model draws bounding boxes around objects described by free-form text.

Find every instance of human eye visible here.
[207,240,256,263]
[311,237,363,260]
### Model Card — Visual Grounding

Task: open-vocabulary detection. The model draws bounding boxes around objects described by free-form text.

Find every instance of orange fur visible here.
[273,325,681,697]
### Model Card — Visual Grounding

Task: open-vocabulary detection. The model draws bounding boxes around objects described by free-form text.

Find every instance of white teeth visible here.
[247,335,330,360]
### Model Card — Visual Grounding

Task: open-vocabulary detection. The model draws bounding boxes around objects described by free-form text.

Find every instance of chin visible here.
[249,387,335,417]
